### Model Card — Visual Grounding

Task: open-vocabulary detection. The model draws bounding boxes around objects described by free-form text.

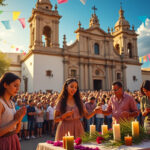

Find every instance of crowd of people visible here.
[0,72,150,150]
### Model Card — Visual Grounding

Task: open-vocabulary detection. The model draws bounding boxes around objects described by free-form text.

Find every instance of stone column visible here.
[79,61,84,90]
[85,64,88,90]
[63,56,69,82]
[34,16,41,47]
[105,64,109,90]
[88,63,93,90]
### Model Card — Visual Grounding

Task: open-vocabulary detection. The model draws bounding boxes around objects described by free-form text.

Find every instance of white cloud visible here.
[67,40,73,46]
[136,18,150,56]
[0,24,28,53]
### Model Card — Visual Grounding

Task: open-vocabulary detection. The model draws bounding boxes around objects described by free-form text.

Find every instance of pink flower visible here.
[75,137,82,145]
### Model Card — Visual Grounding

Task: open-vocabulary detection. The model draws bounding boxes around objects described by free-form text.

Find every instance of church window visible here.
[116,72,121,80]
[115,44,120,54]
[128,43,132,58]
[46,6,49,9]
[46,70,53,77]
[71,69,76,77]
[133,75,137,81]
[94,43,99,55]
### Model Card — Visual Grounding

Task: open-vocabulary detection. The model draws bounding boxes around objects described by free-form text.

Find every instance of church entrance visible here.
[93,80,102,91]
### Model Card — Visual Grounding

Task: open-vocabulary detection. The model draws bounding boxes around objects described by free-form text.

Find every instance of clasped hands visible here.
[14,106,26,123]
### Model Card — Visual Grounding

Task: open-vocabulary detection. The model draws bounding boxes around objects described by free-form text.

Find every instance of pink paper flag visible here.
[18,18,26,29]
[57,0,68,4]
[16,48,19,51]
[147,54,150,61]
[80,0,87,5]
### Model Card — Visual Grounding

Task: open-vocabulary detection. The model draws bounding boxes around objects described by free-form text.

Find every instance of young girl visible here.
[54,78,99,141]
[0,72,26,150]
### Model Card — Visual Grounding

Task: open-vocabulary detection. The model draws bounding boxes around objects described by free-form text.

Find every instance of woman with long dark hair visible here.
[0,72,26,150]
[140,80,150,133]
[54,78,99,141]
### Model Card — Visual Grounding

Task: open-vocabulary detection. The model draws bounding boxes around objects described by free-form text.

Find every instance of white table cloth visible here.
[36,142,150,150]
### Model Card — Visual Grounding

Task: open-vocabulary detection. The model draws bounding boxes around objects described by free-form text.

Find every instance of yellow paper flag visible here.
[11,45,15,48]
[13,11,21,21]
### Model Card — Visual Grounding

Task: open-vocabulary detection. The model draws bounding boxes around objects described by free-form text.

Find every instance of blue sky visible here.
[0,0,150,68]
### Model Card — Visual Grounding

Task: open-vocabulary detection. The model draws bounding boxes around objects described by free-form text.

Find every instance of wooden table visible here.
[36,142,150,150]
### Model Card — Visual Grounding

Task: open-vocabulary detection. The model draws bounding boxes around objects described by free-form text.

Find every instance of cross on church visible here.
[120,1,122,9]
[92,5,97,14]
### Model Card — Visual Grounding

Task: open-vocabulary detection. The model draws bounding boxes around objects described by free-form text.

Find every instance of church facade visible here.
[21,0,142,93]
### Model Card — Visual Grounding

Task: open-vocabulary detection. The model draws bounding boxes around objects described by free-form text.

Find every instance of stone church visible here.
[21,0,142,93]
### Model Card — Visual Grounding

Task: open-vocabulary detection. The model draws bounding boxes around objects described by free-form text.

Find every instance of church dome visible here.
[114,8,130,31]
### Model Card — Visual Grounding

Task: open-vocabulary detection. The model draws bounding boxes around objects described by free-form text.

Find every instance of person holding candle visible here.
[97,81,139,124]
[140,80,150,133]
[0,72,26,150]
[54,78,100,141]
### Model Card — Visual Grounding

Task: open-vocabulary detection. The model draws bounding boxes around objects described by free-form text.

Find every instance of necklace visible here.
[1,96,14,109]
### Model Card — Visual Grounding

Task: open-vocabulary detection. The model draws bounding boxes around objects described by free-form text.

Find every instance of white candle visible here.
[90,124,96,135]
[113,123,121,141]
[101,124,108,135]
[132,120,139,137]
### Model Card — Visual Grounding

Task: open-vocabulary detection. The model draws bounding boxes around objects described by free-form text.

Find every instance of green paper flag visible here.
[0,10,3,14]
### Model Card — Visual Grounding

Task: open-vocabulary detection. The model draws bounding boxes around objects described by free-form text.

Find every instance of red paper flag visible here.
[143,55,147,62]
[18,18,26,29]
[57,0,68,4]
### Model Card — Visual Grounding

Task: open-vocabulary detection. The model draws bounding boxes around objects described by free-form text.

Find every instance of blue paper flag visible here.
[1,20,11,29]
[138,16,147,26]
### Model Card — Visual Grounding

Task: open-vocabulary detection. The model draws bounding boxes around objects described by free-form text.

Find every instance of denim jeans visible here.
[96,118,104,132]
[86,117,95,132]
[107,117,112,129]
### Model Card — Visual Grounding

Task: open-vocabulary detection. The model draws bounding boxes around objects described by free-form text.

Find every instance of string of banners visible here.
[0,11,25,29]
[139,54,150,63]
[0,39,27,55]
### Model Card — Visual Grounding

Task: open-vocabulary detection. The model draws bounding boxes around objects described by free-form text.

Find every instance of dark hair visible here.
[90,96,95,100]
[0,72,21,96]
[57,78,84,116]
[140,80,150,95]
[112,81,123,88]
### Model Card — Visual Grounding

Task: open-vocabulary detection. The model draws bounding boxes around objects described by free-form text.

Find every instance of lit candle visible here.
[63,134,67,149]
[132,120,139,137]
[90,124,96,135]
[124,135,132,146]
[113,122,121,141]
[101,124,108,135]
[66,132,74,150]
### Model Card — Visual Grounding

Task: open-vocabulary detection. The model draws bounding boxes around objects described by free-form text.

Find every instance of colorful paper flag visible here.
[1,21,11,29]
[80,0,87,5]
[147,54,150,61]
[143,55,147,62]
[11,45,15,48]
[18,18,26,29]
[138,16,147,26]
[13,11,21,21]
[0,10,3,14]
[139,57,142,63]
[57,0,68,4]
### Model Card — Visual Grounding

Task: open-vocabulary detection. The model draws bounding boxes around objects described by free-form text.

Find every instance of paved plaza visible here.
[21,135,54,150]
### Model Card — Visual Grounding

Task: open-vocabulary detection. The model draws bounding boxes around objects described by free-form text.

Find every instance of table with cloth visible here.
[36,141,150,150]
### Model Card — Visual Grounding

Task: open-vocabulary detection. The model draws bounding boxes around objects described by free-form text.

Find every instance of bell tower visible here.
[28,0,61,50]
